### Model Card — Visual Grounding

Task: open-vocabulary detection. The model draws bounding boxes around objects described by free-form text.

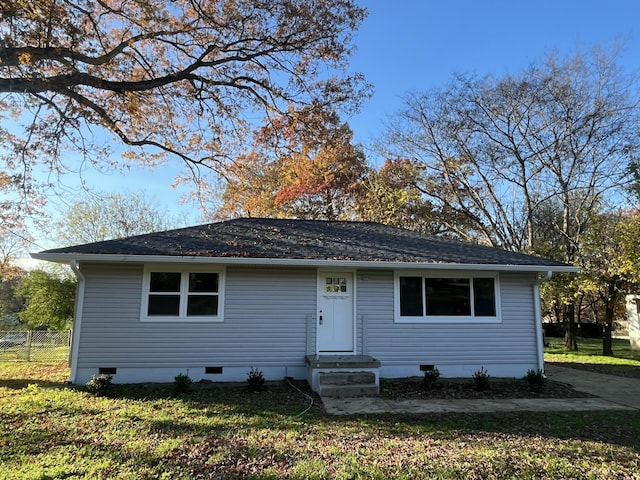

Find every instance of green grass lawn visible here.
[1,362,640,479]
[545,337,640,379]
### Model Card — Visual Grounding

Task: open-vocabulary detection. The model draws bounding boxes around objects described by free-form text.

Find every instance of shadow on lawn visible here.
[385,409,640,451]
[95,380,640,453]
[102,394,640,477]
[3,377,639,480]
[4,373,640,459]
[5,409,639,480]
[0,378,69,389]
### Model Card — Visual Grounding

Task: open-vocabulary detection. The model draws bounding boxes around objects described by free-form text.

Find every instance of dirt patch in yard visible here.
[380,376,592,400]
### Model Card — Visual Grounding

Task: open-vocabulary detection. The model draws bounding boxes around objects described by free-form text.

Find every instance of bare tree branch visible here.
[382,46,640,260]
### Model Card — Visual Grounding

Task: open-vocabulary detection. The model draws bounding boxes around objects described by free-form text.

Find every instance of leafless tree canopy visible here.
[383,47,640,259]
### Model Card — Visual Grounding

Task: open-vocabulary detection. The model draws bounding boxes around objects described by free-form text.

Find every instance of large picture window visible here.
[396,273,499,322]
[142,267,224,322]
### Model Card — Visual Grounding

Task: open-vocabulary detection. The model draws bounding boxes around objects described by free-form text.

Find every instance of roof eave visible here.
[30,252,580,273]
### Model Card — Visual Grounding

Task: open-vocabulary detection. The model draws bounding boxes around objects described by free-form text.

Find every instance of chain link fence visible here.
[0,330,71,363]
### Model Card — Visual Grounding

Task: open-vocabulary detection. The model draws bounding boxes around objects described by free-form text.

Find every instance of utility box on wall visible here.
[625,295,640,352]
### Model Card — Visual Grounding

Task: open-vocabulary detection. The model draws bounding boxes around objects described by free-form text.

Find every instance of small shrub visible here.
[378,378,392,395]
[472,367,491,391]
[85,374,112,395]
[173,372,193,394]
[423,367,441,390]
[247,367,265,392]
[525,368,546,390]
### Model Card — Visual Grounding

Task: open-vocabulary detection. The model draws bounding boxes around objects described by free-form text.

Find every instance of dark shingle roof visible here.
[36,218,572,269]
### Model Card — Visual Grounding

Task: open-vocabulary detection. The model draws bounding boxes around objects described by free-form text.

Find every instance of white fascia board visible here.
[30,252,580,273]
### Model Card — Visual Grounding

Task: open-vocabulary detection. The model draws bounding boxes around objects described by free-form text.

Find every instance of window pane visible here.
[400,276,423,316]
[473,278,496,316]
[148,295,180,315]
[325,277,347,293]
[189,272,218,293]
[150,272,181,292]
[425,278,471,316]
[187,295,219,316]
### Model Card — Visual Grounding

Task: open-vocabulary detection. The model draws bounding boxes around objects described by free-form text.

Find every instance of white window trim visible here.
[141,265,225,322]
[394,271,502,323]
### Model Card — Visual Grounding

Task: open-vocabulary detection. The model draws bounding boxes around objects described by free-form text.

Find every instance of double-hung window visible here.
[395,273,500,322]
[142,266,224,322]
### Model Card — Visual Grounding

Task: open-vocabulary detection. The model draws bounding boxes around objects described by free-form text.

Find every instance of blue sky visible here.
[349,0,640,143]
[26,0,640,253]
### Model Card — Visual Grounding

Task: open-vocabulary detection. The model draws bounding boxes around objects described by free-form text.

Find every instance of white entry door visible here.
[317,272,354,352]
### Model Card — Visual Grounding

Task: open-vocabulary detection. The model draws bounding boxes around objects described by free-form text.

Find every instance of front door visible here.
[317,272,354,352]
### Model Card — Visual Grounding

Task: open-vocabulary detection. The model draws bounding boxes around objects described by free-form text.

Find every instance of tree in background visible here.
[0,172,43,241]
[0,248,25,327]
[0,270,24,327]
[2,192,175,329]
[56,192,180,245]
[575,211,640,355]
[354,158,444,234]
[0,0,369,228]
[0,234,24,276]
[532,195,601,348]
[16,270,76,330]
[381,46,640,349]
[383,46,638,253]
[0,235,27,325]
[216,108,367,220]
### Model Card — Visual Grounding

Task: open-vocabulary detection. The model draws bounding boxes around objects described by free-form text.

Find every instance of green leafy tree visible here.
[0,235,27,325]
[533,195,602,349]
[0,264,25,327]
[16,270,76,330]
[576,211,640,355]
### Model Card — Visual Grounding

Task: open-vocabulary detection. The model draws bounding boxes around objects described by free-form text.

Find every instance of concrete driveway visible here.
[544,363,640,410]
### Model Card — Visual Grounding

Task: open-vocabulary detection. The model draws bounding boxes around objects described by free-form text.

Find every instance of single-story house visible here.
[33,218,577,394]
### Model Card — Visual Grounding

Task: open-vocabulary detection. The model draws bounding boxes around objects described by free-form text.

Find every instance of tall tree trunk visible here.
[564,302,578,350]
[560,187,579,351]
[602,279,617,356]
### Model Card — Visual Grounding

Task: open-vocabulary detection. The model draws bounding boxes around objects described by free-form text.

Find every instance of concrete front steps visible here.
[318,371,379,397]
[305,355,381,397]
